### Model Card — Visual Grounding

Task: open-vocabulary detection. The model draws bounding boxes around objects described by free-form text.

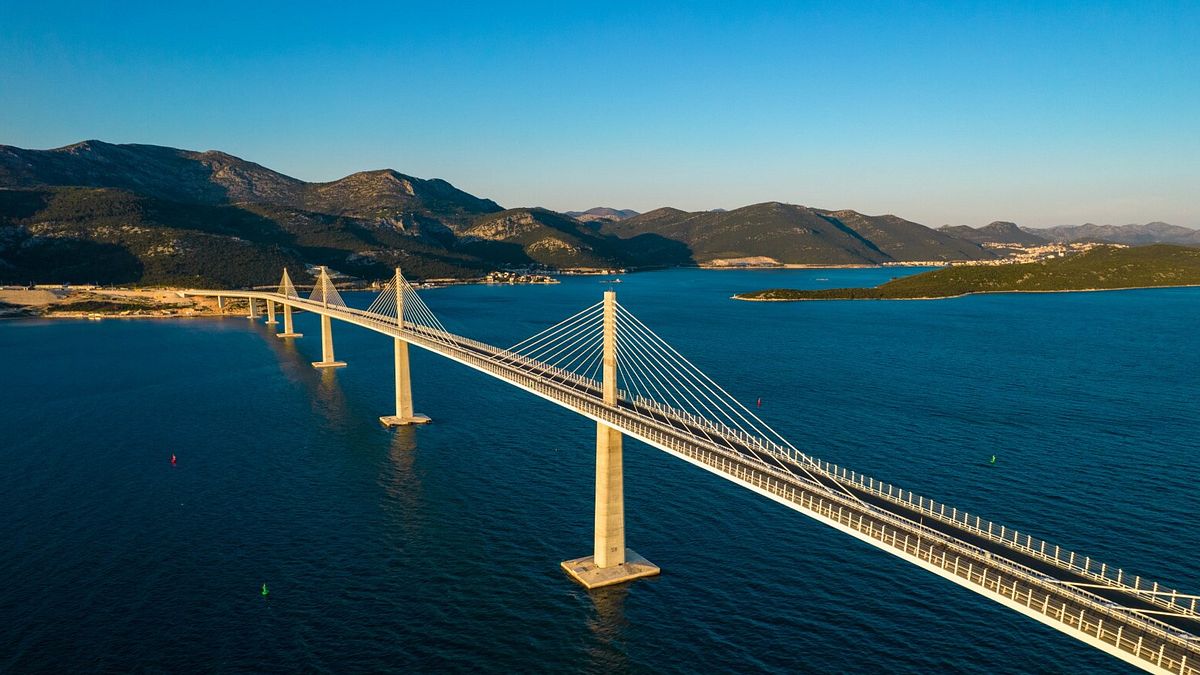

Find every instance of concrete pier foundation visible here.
[265,299,278,325]
[311,314,346,369]
[562,290,659,589]
[277,304,302,338]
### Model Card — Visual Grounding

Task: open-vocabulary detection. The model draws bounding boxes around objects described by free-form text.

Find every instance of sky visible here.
[1,1,1198,227]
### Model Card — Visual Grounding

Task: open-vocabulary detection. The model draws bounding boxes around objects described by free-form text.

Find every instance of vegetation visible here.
[603,202,993,264]
[735,245,1200,300]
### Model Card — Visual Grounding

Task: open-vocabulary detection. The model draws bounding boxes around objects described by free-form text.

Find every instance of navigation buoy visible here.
[989,455,997,465]
[261,583,269,597]
[171,454,177,466]
[756,397,762,408]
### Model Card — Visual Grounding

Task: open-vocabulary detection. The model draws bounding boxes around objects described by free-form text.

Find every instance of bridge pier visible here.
[277,303,302,338]
[265,299,278,325]
[311,314,346,369]
[216,295,224,313]
[561,290,659,589]
[380,338,430,426]
[379,269,429,426]
[248,297,258,319]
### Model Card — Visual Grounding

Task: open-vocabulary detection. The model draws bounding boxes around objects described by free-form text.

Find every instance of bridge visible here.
[185,266,1199,674]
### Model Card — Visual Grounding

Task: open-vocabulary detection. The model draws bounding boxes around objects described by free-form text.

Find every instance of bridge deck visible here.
[186,289,1200,674]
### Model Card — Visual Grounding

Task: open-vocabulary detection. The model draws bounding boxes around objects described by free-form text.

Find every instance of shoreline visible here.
[733,283,1200,302]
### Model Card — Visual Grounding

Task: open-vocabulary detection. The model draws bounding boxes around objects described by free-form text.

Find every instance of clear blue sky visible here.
[2,1,1197,226]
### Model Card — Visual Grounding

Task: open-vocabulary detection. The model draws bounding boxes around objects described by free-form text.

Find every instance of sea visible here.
[2,267,1196,673]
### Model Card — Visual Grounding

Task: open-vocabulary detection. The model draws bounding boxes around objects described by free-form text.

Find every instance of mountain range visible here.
[0,140,1181,287]
[941,221,1199,246]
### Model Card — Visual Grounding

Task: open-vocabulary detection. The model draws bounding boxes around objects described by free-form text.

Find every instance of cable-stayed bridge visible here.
[184,267,1199,674]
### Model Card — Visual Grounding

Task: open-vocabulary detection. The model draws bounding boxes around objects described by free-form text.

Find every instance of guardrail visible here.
[200,290,1200,672]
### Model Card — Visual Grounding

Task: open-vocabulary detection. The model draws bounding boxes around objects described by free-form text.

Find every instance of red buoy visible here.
[171,454,177,466]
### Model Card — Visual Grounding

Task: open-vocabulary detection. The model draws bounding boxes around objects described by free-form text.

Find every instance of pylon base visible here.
[379,414,432,427]
[276,332,302,338]
[311,360,347,369]
[560,549,660,589]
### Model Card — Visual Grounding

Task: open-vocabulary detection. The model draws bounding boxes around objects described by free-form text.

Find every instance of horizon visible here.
[2,1,1197,227]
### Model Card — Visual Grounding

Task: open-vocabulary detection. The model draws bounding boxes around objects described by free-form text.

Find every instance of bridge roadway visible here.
[188,290,1199,674]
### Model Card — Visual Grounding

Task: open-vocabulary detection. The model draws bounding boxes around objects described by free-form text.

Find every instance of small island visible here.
[734,245,1200,301]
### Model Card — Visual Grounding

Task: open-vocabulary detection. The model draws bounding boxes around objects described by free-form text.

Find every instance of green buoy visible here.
[261,583,269,597]
[989,455,997,465]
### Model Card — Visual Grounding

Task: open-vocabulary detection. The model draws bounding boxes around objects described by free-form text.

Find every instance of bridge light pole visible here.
[561,289,660,589]
[380,267,430,426]
[311,267,346,369]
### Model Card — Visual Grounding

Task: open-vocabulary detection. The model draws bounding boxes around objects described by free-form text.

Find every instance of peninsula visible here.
[734,245,1200,301]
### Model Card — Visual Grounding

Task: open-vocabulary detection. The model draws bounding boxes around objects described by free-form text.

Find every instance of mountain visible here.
[939,222,1049,246]
[603,202,994,264]
[1026,222,1200,246]
[565,207,640,223]
[0,140,1001,286]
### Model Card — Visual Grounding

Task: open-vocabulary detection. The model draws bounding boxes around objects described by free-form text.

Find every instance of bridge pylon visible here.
[311,267,346,369]
[276,269,302,338]
[561,289,660,589]
[380,268,431,426]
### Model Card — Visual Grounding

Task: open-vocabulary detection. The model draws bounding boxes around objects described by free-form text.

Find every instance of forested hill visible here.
[735,245,1200,300]
[3,140,999,286]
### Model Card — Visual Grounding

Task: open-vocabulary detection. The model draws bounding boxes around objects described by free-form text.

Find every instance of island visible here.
[734,245,1200,301]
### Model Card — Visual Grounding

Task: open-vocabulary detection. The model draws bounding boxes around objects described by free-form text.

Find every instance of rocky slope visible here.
[2,140,1012,286]
[939,221,1050,246]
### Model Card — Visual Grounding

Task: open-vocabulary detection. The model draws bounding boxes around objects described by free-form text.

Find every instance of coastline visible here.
[732,283,1200,302]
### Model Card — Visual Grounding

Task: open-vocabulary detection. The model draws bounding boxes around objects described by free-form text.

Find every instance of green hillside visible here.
[735,245,1200,300]
[604,202,993,264]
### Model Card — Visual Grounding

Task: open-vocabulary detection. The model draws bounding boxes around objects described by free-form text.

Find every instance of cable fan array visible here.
[365,272,454,344]
[496,300,608,388]
[493,298,853,496]
[278,269,300,299]
[309,268,347,308]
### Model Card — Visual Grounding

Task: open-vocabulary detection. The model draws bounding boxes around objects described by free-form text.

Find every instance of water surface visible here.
[2,268,1196,673]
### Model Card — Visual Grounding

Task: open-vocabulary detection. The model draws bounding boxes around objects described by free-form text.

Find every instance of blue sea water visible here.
[1,268,1197,673]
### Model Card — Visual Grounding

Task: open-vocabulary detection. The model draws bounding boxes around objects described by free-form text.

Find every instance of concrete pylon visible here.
[381,268,430,426]
[277,303,302,339]
[311,314,346,369]
[248,297,258,319]
[265,299,278,325]
[561,289,659,589]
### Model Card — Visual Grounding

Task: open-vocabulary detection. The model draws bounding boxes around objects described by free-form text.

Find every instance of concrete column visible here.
[379,338,430,426]
[216,295,224,312]
[594,422,625,567]
[561,289,659,589]
[277,304,302,338]
[311,313,346,369]
[248,297,258,318]
[380,268,429,426]
[265,300,278,325]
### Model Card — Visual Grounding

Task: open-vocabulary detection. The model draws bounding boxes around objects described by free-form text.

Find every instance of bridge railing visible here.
[800,455,1200,621]
[257,292,1200,629]
[331,312,1199,668]
[457,349,1200,664]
